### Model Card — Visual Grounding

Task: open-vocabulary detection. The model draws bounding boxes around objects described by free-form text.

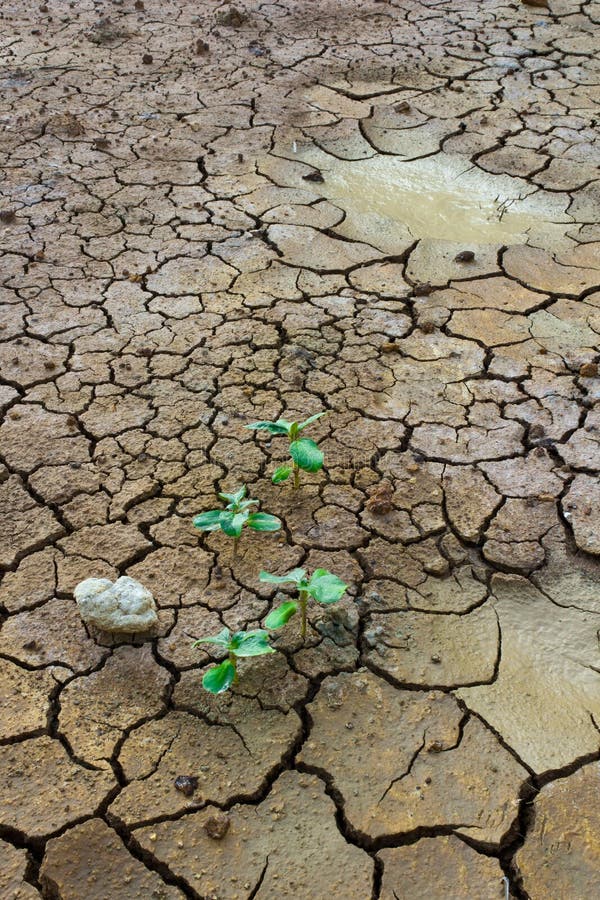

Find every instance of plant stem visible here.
[293,462,300,489]
[233,536,239,560]
[300,590,308,639]
[229,652,238,684]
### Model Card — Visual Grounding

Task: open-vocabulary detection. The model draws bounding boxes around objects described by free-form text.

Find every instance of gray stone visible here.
[74,576,158,633]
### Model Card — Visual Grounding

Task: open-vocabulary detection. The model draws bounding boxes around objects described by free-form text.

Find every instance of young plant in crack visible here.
[192,485,281,559]
[245,412,326,488]
[261,567,347,640]
[192,627,275,694]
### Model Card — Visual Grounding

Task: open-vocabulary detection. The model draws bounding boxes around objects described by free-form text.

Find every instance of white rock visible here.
[74,576,158,633]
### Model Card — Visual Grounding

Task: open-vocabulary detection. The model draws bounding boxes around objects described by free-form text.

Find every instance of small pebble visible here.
[302,171,324,183]
[174,775,198,797]
[454,250,475,263]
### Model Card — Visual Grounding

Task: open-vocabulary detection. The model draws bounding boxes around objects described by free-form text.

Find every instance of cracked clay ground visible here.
[1,0,600,897]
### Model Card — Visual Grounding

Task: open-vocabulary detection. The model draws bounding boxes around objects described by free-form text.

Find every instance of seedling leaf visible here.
[192,509,223,531]
[247,512,282,532]
[272,465,292,484]
[219,511,247,537]
[203,660,236,694]
[297,411,326,431]
[235,629,275,657]
[192,627,231,648]
[290,438,323,473]
[259,568,306,586]
[237,498,259,511]
[265,601,298,629]
[245,419,292,436]
[308,569,348,604]
[192,484,280,552]
[218,485,247,506]
[228,631,247,650]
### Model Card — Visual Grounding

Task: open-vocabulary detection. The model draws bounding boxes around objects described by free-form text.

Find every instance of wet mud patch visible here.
[286,148,574,247]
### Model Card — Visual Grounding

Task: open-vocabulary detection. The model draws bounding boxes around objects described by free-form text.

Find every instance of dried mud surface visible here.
[1,0,599,897]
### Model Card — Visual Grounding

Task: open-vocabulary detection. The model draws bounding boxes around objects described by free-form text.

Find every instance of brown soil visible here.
[1,0,599,897]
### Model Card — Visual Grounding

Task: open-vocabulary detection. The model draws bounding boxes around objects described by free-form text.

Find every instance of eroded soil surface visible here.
[1,0,599,897]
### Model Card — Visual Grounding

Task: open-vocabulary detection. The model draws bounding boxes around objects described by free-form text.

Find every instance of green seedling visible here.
[261,567,347,639]
[245,412,326,488]
[192,485,281,559]
[192,627,275,693]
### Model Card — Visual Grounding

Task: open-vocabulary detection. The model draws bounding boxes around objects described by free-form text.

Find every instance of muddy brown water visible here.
[294,147,573,246]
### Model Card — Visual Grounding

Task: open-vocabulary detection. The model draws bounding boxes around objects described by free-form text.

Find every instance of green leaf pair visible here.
[193,627,275,694]
[246,412,326,487]
[246,412,325,438]
[261,567,347,634]
[192,484,281,540]
[192,627,275,656]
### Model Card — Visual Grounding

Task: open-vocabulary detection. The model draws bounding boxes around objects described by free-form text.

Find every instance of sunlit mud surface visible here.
[1,0,600,898]
[293,147,574,246]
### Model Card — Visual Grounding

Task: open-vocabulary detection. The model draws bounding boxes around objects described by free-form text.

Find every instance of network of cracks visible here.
[1,0,600,897]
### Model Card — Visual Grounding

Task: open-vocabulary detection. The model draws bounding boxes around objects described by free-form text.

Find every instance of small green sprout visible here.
[192,485,281,559]
[261,567,347,640]
[245,412,326,488]
[192,627,275,693]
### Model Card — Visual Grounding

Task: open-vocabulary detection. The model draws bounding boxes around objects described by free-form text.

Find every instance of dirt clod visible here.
[366,481,394,515]
[86,17,129,45]
[203,812,231,839]
[47,113,84,136]
[215,5,246,27]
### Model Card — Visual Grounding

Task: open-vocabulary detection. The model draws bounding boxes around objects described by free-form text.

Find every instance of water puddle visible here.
[292,148,573,247]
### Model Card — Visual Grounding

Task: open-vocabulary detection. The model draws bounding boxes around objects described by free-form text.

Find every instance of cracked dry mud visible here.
[0,0,599,897]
